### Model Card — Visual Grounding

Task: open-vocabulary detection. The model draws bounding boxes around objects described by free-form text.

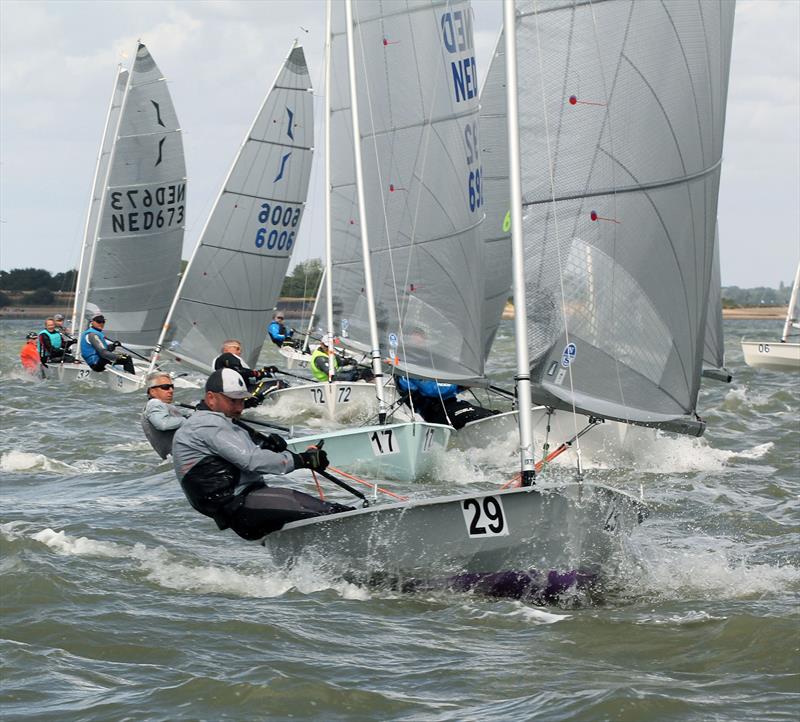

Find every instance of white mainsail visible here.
[327,0,494,383]
[76,43,186,350]
[154,43,314,372]
[71,65,129,336]
[504,0,735,436]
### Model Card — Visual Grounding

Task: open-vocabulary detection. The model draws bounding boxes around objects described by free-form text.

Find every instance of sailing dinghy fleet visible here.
[42,0,739,601]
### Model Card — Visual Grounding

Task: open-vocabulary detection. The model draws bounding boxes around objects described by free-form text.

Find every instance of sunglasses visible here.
[150,383,174,391]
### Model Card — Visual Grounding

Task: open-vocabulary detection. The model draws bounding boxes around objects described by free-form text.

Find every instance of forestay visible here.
[79,43,186,349]
[503,0,735,435]
[156,43,314,371]
[328,0,490,383]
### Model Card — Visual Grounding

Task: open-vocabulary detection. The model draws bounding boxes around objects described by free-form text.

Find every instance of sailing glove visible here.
[291,447,329,472]
[259,433,288,453]
[260,365,280,376]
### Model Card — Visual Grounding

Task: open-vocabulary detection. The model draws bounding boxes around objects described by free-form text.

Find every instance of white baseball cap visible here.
[205,368,250,399]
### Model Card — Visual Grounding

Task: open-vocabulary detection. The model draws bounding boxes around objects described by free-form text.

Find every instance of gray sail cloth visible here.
[72,66,129,345]
[493,0,734,434]
[782,262,800,342]
[172,409,297,484]
[160,44,314,372]
[326,0,490,383]
[477,29,513,364]
[703,224,725,370]
[141,398,192,459]
[86,44,186,349]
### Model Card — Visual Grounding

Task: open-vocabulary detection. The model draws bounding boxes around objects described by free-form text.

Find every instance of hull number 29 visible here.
[462,496,509,538]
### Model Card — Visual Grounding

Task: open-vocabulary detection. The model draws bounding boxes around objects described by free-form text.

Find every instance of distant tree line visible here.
[0,260,325,307]
[0,263,790,309]
[721,284,792,308]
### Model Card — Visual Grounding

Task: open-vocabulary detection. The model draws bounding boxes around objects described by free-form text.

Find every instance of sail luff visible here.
[345,0,387,415]
[72,65,129,348]
[74,63,133,351]
[504,0,536,483]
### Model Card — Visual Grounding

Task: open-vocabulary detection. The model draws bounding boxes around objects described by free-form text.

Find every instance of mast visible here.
[324,0,335,380]
[781,262,800,342]
[71,64,126,348]
[345,0,387,421]
[504,0,535,486]
[74,62,132,352]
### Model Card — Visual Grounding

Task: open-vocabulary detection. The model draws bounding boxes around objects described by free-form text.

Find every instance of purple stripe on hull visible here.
[395,569,598,602]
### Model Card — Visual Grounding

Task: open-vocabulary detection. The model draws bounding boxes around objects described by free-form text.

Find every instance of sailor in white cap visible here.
[172,368,353,539]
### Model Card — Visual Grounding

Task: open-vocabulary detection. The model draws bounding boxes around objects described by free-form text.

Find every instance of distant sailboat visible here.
[148,42,314,379]
[70,43,186,391]
[741,261,800,372]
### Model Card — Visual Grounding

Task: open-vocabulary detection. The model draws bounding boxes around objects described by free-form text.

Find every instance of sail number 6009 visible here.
[461,495,509,537]
[254,202,301,250]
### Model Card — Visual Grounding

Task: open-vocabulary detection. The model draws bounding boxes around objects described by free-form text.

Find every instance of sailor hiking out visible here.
[172,368,353,540]
[79,313,135,375]
[396,376,496,430]
[141,371,192,459]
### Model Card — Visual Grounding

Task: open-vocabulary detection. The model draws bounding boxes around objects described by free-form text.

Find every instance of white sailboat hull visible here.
[264,482,646,601]
[277,345,312,370]
[104,360,152,393]
[258,380,403,423]
[741,340,800,372]
[286,421,451,482]
[42,361,93,383]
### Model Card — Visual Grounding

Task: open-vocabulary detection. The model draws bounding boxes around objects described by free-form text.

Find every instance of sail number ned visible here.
[462,496,509,538]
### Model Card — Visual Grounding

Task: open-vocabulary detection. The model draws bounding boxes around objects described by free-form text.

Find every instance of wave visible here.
[12,525,369,601]
[0,450,100,474]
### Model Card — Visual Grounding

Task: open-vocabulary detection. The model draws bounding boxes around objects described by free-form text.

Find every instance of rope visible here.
[328,465,408,501]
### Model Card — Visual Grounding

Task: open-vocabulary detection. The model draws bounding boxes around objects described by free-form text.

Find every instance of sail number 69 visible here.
[462,495,509,537]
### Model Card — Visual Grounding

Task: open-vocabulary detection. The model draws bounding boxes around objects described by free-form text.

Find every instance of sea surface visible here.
[1,318,798,721]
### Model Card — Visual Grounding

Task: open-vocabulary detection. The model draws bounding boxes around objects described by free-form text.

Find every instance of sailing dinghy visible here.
[260,0,735,600]
[266,0,493,479]
[147,42,314,383]
[741,262,800,372]
[68,44,186,393]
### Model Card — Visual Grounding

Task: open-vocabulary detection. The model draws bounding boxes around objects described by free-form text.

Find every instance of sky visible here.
[1,0,798,288]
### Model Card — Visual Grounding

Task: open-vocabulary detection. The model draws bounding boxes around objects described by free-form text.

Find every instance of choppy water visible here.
[1,318,798,721]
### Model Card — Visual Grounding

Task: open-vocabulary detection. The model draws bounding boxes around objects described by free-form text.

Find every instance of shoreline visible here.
[1,304,789,323]
[499,303,786,321]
